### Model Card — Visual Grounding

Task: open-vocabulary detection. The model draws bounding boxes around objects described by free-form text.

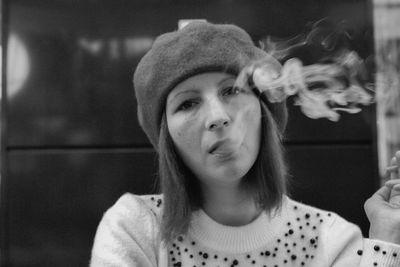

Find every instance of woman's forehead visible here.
[169,72,236,96]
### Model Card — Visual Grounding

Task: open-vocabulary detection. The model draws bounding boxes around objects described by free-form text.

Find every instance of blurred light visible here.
[7,34,31,99]
[78,39,104,55]
[78,37,154,58]
[124,37,153,57]
[110,38,120,60]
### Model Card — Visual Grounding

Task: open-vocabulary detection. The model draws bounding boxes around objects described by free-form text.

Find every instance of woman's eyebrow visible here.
[174,89,199,97]
[217,76,235,86]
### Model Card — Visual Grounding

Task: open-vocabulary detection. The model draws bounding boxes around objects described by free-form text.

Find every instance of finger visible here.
[390,157,398,180]
[385,179,400,187]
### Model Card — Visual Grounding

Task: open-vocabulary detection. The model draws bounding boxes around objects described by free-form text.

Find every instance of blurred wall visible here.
[0,0,378,266]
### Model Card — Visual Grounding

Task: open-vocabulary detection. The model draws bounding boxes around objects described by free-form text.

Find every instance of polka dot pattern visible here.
[142,195,400,267]
[356,242,400,266]
[158,201,330,266]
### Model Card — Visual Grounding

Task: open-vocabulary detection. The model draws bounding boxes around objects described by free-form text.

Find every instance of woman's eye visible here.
[176,100,198,112]
[222,86,241,96]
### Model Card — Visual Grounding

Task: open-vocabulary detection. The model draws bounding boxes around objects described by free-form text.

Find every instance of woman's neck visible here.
[201,183,261,226]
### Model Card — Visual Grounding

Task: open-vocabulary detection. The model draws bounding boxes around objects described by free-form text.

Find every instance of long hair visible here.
[157,99,288,244]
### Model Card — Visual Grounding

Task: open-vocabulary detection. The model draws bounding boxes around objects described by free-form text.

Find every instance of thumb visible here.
[390,184,400,207]
[365,184,392,220]
[389,156,400,206]
[371,184,392,202]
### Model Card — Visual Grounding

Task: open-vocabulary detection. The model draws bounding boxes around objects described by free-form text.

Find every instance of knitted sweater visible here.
[90,193,400,267]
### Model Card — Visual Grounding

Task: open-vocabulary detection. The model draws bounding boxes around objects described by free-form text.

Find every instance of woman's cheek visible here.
[237,100,261,127]
[242,102,262,146]
[173,117,200,154]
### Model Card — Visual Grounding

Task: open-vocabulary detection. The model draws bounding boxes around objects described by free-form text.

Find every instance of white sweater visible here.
[90,193,400,267]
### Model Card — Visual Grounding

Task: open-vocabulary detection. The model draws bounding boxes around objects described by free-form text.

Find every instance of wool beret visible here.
[133,21,287,149]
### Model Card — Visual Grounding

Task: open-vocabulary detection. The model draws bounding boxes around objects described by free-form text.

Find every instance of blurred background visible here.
[0,0,399,266]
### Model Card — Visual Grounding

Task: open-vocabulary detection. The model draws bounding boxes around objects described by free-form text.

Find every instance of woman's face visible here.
[166,72,261,187]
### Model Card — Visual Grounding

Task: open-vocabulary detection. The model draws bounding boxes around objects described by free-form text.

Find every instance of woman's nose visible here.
[205,100,231,131]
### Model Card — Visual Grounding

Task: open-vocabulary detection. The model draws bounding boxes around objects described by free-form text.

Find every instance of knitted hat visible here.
[133,21,287,149]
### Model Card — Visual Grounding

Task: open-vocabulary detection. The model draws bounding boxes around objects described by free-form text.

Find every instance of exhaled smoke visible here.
[237,19,374,121]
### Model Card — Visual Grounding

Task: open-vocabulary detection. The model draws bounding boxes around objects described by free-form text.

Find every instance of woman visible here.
[90,22,400,267]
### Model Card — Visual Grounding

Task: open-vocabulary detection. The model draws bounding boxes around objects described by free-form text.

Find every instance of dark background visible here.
[0,0,379,266]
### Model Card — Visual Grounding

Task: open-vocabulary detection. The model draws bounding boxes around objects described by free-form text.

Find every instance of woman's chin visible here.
[211,165,250,184]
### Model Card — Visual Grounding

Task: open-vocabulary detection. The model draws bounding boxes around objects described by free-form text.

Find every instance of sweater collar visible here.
[188,196,288,254]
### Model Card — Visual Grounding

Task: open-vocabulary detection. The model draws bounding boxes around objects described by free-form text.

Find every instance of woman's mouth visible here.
[208,140,239,159]
[212,149,237,161]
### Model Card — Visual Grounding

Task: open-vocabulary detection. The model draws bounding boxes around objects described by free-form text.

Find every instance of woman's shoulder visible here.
[283,195,351,228]
[282,196,363,250]
[91,194,164,266]
[102,193,164,227]
[112,193,164,210]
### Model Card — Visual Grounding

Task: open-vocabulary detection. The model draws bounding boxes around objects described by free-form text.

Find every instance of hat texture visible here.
[133,21,287,149]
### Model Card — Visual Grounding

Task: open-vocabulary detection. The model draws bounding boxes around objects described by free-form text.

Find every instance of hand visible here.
[364,151,400,244]
[388,151,400,206]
